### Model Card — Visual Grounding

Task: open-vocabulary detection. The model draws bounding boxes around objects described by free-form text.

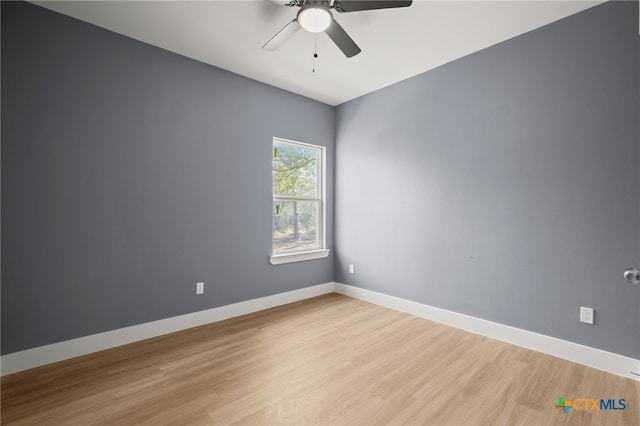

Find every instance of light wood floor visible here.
[1,293,638,425]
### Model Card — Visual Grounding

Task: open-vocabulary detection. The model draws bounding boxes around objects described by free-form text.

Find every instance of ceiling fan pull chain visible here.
[313,32,318,73]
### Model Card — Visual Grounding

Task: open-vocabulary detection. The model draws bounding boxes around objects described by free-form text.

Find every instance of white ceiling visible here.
[32,0,604,106]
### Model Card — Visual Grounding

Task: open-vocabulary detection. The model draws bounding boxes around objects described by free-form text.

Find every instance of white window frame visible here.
[269,137,329,265]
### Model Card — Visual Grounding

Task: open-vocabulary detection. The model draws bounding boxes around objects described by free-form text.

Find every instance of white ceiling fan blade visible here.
[262,19,301,51]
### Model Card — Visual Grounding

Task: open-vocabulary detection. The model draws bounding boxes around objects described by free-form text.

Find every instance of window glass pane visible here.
[273,200,319,252]
[273,143,318,197]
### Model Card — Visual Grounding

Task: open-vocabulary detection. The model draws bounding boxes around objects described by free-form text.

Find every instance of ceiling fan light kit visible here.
[262,0,412,58]
[298,6,332,33]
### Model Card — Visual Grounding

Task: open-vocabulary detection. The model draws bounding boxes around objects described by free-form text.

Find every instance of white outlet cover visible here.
[196,282,204,295]
[580,306,594,324]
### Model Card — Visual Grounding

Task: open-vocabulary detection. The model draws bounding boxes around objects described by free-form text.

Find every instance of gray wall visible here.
[335,1,640,358]
[1,1,334,354]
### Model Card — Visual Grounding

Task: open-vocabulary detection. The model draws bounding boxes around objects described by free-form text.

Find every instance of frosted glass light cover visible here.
[298,7,331,33]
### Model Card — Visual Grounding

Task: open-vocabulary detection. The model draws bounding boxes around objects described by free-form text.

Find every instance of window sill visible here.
[269,249,330,265]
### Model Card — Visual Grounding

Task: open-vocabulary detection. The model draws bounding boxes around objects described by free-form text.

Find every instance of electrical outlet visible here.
[580,306,594,324]
[196,282,204,295]
[349,264,355,274]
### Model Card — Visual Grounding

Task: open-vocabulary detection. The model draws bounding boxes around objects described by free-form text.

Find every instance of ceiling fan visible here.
[262,0,413,58]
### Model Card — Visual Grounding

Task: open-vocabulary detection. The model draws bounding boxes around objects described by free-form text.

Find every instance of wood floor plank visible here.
[2,293,638,425]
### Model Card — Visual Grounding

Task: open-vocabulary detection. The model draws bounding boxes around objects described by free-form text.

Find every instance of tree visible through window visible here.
[272,139,324,254]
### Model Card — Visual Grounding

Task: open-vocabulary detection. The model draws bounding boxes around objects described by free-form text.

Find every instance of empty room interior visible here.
[1,0,639,424]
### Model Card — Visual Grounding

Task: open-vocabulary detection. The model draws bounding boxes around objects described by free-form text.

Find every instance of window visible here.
[270,138,329,265]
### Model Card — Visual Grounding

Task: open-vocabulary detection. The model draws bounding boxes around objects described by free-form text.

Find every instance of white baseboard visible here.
[0,282,335,376]
[334,283,640,381]
[3,281,638,381]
